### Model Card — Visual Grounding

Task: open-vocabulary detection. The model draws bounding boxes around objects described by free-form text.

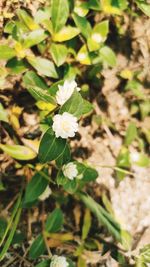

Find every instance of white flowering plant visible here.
[0,0,150,266]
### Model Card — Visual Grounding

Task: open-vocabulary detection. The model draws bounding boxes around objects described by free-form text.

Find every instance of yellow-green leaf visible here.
[82,209,91,240]
[51,0,69,33]
[101,0,122,14]
[53,26,80,42]
[27,56,58,78]
[0,144,37,160]
[50,43,68,66]
[36,101,56,112]
[17,9,39,30]
[0,45,16,60]
[77,45,91,65]
[0,103,8,122]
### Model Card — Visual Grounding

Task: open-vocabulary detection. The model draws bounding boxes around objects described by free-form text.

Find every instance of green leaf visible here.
[130,152,150,167]
[139,100,150,120]
[74,1,89,17]
[29,234,45,259]
[116,147,131,181]
[0,144,37,160]
[23,71,55,104]
[82,99,93,115]
[76,162,98,183]
[87,21,109,51]
[79,192,132,250]
[72,13,92,39]
[136,244,150,267]
[136,0,150,17]
[0,103,8,122]
[39,128,67,163]
[0,194,21,247]
[53,26,80,42]
[27,56,58,78]
[101,0,122,14]
[24,171,49,204]
[29,208,63,259]
[17,9,39,30]
[23,29,48,48]
[51,0,69,32]
[0,194,22,261]
[87,0,101,10]
[125,122,137,146]
[34,7,51,24]
[4,21,16,34]
[77,45,91,65]
[45,208,64,233]
[63,179,78,194]
[6,58,27,74]
[0,45,16,60]
[35,260,50,267]
[59,90,84,118]
[50,43,68,66]
[99,46,116,67]
[0,218,7,239]
[56,143,71,167]
[82,209,91,240]
[23,71,48,90]
[125,80,145,100]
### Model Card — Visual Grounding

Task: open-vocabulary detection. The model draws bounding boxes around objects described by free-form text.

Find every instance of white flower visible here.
[56,80,80,106]
[39,186,52,201]
[52,112,78,139]
[50,255,69,267]
[62,162,78,180]
[91,33,104,43]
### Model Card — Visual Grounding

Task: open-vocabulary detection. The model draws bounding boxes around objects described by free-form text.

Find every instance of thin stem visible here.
[41,202,52,259]
[88,161,134,176]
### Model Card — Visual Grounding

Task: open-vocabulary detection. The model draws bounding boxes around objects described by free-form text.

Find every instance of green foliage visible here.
[39,128,67,163]
[23,71,56,103]
[79,192,132,250]
[29,208,63,259]
[0,0,150,265]
[136,244,150,267]
[0,194,22,261]
[125,122,138,146]
[0,45,16,60]
[50,43,68,66]
[0,144,37,160]
[24,171,49,204]
[0,103,8,122]
[27,56,58,78]
[51,0,69,33]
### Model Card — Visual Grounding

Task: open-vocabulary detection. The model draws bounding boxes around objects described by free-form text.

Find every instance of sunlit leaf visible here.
[82,209,91,240]
[125,122,137,146]
[0,144,37,160]
[72,13,92,39]
[0,103,8,122]
[99,46,117,67]
[53,26,80,42]
[51,0,69,32]
[136,0,150,17]
[77,45,91,65]
[23,29,48,48]
[50,43,68,66]
[0,45,16,60]
[17,9,39,30]
[27,56,58,78]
